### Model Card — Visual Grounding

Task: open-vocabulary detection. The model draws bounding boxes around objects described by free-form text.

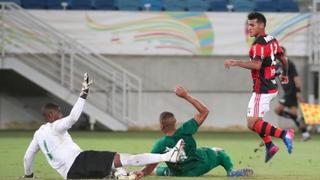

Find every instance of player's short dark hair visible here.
[159,111,174,121]
[42,103,60,116]
[159,111,176,131]
[248,12,267,27]
[281,46,286,54]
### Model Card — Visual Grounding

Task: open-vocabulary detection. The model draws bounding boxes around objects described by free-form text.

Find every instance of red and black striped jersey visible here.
[249,34,283,94]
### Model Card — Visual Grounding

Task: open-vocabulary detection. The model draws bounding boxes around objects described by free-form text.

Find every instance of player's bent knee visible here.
[113,153,122,168]
[247,117,258,130]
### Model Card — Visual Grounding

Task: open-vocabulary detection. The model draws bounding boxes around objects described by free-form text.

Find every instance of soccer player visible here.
[224,12,295,163]
[274,46,311,141]
[22,73,185,179]
[134,85,253,179]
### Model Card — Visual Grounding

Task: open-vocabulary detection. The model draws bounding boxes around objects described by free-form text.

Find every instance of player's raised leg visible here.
[114,139,185,168]
[247,93,295,162]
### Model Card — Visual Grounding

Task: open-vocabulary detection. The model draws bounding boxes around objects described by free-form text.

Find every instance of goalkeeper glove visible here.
[80,72,92,99]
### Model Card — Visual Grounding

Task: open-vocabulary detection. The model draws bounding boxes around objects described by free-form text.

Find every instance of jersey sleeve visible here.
[274,40,284,57]
[151,140,166,154]
[175,118,199,135]
[53,97,86,133]
[24,136,40,176]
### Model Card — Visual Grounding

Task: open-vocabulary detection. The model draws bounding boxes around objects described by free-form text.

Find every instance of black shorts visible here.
[279,94,298,107]
[67,150,116,179]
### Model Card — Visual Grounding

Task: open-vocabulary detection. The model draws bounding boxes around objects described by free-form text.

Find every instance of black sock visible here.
[265,142,273,149]
[279,111,300,127]
[301,127,307,133]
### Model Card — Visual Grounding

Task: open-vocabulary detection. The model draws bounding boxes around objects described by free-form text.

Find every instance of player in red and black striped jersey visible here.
[224,12,295,163]
[249,33,282,93]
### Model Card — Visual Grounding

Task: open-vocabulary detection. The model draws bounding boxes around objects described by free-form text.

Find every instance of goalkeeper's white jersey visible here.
[24,98,85,179]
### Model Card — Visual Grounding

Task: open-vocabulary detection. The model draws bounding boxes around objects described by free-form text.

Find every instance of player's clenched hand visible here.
[175,85,188,98]
[224,59,236,69]
[280,75,289,84]
[296,92,304,103]
[133,171,144,180]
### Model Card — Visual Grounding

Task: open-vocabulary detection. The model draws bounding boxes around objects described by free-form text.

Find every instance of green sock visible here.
[217,150,234,173]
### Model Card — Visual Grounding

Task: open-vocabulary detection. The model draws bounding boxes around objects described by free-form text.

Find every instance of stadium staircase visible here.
[0,2,142,131]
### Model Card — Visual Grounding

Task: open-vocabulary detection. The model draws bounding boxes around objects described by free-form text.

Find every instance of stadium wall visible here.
[29,11,311,56]
[108,55,308,130]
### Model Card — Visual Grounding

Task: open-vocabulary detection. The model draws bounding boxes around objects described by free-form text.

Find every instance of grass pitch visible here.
[0,131,319,180]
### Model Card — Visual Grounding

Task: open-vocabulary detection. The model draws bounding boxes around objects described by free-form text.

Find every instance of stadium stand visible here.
[115,0,140,11]
[230,0,255,12]
[208,0,228,12]
[21,0,47,9]
[47,0,65,9]
[0,0,20,5]
[92,0,115,10]
[162,0,187,11]
[0,0,301,12]
[186,0,209,12]
[140,0,162,11]
[255,0,278,12]
[68,0,92,10]
[278,0,299,12]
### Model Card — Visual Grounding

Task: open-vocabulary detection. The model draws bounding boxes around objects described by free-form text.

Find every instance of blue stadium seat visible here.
[162,0,186,11]
[255,0,278,12]
[140,0,162,11]
[208,0,228,12]
[68,0,92,10]
[47,0,66,9]
[278,0,299,12]
[186,0,209,12]
[21,0,47,9]
[92,0,115,10]
[230,0,255,12]
[0,0,21,5]
[115,0,140,11]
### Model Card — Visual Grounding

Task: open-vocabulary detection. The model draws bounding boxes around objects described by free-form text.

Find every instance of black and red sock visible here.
[253,118,286,139]
[260,134,273,148]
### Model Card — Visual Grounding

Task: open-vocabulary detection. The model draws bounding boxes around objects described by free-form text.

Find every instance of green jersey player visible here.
[135,85,253,179]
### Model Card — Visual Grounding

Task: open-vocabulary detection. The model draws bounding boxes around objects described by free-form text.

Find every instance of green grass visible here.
[0,131,319,179]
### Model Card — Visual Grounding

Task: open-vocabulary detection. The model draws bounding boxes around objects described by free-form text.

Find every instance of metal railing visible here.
[0,2,142,127]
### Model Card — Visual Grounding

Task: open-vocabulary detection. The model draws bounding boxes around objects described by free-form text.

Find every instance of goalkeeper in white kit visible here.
[23,73,185,179]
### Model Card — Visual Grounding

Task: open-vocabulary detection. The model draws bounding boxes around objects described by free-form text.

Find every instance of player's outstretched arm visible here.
[224,59,262,70]
[54,73,92,132]
[175,85,209,126]
[23,138,40,178]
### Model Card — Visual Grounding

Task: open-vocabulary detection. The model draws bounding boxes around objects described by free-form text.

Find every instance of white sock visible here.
[119,153,168,167]
[302,132,310,138]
